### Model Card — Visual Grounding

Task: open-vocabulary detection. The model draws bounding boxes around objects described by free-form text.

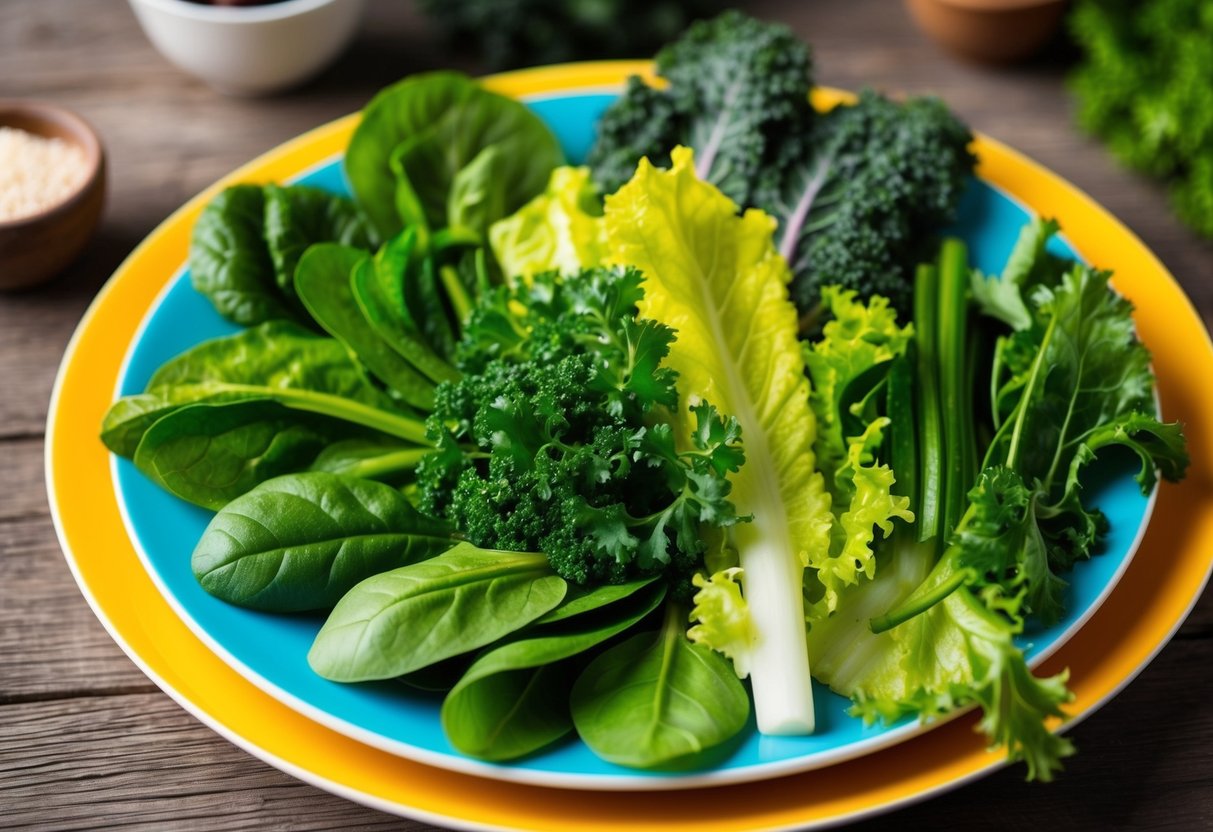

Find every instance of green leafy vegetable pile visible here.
[1070,0,1213,238]
[100,11,1188,777]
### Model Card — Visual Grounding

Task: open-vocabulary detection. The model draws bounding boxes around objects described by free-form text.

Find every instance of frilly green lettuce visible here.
[686,567,755,679]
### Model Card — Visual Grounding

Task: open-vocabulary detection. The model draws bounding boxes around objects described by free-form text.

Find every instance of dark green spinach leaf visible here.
[294,243,437,410]
[441,582,665,761]
[350,256,459,385]
[190,185,300,326]
[344,71,562,239]
[133,399,346,510]
[101,322,425,457]
[192,471,452,611]
[570,602,749,768]
[308,542,566,681]
[264,183,376,297]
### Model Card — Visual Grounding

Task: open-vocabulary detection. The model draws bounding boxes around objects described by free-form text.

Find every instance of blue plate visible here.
[112,92,1151,790]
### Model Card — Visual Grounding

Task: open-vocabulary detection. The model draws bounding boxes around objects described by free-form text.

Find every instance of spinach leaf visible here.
[133,399,350,510]
[345,71,563,239]
[101,322,425,457]
[447,664,570,760]
[534,575,660,625]
[309,437,429,482]
[410,257,458,361]
[446,144,507,238]
[308,542,566,681]
[351,256,459,385]
[570,602,749,768]
[190,184,376,328]
[371,230,416,329]
[190,185,302,326]
[394,138,508,238]
[442,582,665,761]
[192,472,452,611]
[294,243,437,410]
[263,183,376,298]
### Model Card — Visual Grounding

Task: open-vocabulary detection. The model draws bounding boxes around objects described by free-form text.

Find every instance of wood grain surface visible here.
[2,1,1210,829]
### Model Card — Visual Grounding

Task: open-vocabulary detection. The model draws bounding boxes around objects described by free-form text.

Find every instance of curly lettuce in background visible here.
[1069,0,1213,239]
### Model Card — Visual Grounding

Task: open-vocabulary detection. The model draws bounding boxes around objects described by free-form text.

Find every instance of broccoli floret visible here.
[417,266,746,594]
[587,12,975,317]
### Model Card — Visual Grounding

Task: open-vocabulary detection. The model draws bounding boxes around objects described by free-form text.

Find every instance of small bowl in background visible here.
[905,0,1067,64]
[127,0,367,96]
[0,102,106,291]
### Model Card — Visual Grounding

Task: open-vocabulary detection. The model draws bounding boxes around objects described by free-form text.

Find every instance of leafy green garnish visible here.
[816,222,1187,782]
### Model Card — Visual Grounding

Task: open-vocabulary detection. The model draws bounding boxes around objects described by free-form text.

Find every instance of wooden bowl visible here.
[0,101,106,290]
[905,0,1068,64]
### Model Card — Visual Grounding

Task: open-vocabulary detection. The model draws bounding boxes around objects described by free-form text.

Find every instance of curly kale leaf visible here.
[588,10,813,207]
[757,91,974,316]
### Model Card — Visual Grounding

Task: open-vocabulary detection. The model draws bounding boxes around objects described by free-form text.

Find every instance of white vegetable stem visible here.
[733,502,816,734]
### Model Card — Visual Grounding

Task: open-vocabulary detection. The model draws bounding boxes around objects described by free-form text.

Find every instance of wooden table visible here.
[3,1,1211,829]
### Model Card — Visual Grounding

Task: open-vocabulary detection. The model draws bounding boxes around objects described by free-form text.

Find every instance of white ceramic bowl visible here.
[127,0,366,96]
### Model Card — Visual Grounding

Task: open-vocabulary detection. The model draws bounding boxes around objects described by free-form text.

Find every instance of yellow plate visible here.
[48,62,1213,830]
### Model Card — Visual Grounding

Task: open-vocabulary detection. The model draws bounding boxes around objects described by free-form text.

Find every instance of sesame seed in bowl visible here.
[0,101,106,291]
[0,127,92,223]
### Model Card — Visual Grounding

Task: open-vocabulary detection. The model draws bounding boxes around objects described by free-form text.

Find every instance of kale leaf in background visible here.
[1070,0,1213,238]
[588,12,975,319]
[588,10,814,207]
[416,0,724,70]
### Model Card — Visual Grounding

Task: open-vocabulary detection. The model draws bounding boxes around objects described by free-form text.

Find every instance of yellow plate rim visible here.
[47,61,1213,831]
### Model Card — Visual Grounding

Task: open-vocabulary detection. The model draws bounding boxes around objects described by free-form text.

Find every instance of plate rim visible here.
[47,60,1213,832]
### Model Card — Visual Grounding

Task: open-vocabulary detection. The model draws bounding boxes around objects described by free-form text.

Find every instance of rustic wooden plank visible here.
[1,638,1211,832]
[1,433,154,701]
[0,693,425,831]
[0,510,156,702]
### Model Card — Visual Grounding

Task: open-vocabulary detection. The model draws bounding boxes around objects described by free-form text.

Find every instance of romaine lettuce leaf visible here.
[606,146,829,734]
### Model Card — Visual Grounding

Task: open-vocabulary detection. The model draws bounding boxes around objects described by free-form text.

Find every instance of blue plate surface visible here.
[113,92,1149,789]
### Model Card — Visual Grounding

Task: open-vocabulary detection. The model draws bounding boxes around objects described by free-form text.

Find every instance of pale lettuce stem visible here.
[735,494,816,734]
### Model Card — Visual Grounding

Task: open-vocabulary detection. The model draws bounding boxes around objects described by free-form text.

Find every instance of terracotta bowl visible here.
[0,102,106,291]
[905,0,1068,64]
